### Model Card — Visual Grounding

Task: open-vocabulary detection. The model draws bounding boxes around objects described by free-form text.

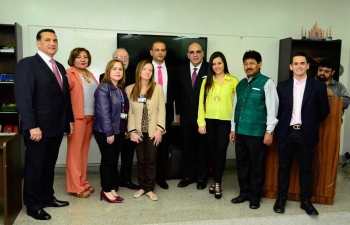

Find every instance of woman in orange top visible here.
[66,48,98,198]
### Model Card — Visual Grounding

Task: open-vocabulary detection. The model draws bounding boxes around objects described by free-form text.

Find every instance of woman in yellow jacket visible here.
[197,51,238,199]
[126,60,165,201]
[66,48,98,198]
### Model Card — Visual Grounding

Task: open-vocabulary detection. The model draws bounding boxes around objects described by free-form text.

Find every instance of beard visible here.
[317,75,328,82]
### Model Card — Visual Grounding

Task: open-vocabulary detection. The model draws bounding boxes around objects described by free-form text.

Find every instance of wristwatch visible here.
[266,130,274,135]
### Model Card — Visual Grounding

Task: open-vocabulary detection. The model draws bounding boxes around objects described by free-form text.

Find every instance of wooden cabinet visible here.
[0,134,22,225]
[277,38,342,82]
[0,23,22,135]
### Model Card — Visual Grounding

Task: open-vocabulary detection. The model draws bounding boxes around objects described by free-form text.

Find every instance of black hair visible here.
[318,58,337,71]
[242,50,262,63]
[291,52,308,64]
[203,51,229,111]
[36,29,56,41]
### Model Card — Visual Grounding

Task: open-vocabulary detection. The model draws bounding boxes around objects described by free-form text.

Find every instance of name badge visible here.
[120,113,127,120]
[252,87,260,91]
[137,97,147,103]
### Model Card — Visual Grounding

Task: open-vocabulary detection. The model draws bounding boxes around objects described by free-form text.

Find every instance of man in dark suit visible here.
[14,29,74,220]
[99,48,139,190]
[150,41,177,189]
[176,42,208,190]
[273,52,330,216]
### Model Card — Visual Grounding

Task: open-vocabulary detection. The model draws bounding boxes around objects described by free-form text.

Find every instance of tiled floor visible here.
[1,165,350,225]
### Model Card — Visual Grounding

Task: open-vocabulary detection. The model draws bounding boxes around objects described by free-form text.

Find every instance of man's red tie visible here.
[191,68,197,87]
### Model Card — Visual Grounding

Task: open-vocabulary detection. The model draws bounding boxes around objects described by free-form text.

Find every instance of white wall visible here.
[1,0,350,165]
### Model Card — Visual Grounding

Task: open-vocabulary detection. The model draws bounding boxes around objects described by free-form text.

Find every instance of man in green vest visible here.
[229,50,279,209]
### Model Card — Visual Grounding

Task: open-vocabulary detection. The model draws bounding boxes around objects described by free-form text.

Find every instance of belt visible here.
[291,124,301,130]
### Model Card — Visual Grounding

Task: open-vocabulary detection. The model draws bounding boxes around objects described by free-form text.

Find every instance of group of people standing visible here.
[14,28,350,221]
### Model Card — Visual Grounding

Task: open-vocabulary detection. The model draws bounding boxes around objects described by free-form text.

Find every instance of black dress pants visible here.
[181,124,207,181]
[235,134,266,201]
[93,130,123,192]
[277,127,314,202]
[156,117,172,180]
[120,138,135,184]
[206,119,231,183]
[23,135,63,211]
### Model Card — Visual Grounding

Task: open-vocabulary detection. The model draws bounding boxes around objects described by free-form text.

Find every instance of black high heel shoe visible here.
[214,183,222,199]
[100,191,123,203]
[209,181,215,194]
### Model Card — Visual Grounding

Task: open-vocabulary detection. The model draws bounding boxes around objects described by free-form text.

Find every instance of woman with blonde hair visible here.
[126,60,166,201]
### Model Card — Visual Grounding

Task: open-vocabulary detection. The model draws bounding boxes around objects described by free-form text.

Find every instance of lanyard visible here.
[118,88,125,113]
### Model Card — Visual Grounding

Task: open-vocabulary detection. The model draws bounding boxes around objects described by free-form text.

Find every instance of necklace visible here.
[77,69,91,83]
[214,88,222,103]
[213,76,225,103]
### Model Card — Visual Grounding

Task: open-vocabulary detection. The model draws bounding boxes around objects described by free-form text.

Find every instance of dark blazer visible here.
[93,83,123,136]
[164,63,178,127]
[176,61,209,126]
[14,53,74,137]
[276,78,330,147]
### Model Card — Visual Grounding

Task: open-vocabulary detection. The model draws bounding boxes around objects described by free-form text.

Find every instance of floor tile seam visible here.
[334,175,350,194]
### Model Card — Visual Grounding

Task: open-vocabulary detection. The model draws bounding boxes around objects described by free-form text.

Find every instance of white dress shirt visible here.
[290,77,307,125]
[37,50,62,79]
[190,61,203,80]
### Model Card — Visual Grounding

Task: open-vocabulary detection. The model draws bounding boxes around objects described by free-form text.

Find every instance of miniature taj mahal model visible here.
[301,22,332,40]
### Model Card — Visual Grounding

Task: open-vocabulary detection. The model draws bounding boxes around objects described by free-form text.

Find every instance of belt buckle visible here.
[292,124,301,130]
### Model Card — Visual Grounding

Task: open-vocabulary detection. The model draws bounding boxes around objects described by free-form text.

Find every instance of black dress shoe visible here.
[43,198,69,208]
[120,181,140,190]
[273,198,286,213]
[197,180,206,190]
[27,209,51,220]
[231,195,249,204]
[300,201,319,215]
[157,180,169,189]
[249,200,260,209]
[177,178,195,188]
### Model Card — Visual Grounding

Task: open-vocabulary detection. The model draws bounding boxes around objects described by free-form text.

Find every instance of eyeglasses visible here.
[115,56,129,60]
[243,62,257,66]
[188,50,202,55]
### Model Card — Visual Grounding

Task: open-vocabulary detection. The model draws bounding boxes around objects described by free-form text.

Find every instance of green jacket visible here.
[235,73,269,136]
